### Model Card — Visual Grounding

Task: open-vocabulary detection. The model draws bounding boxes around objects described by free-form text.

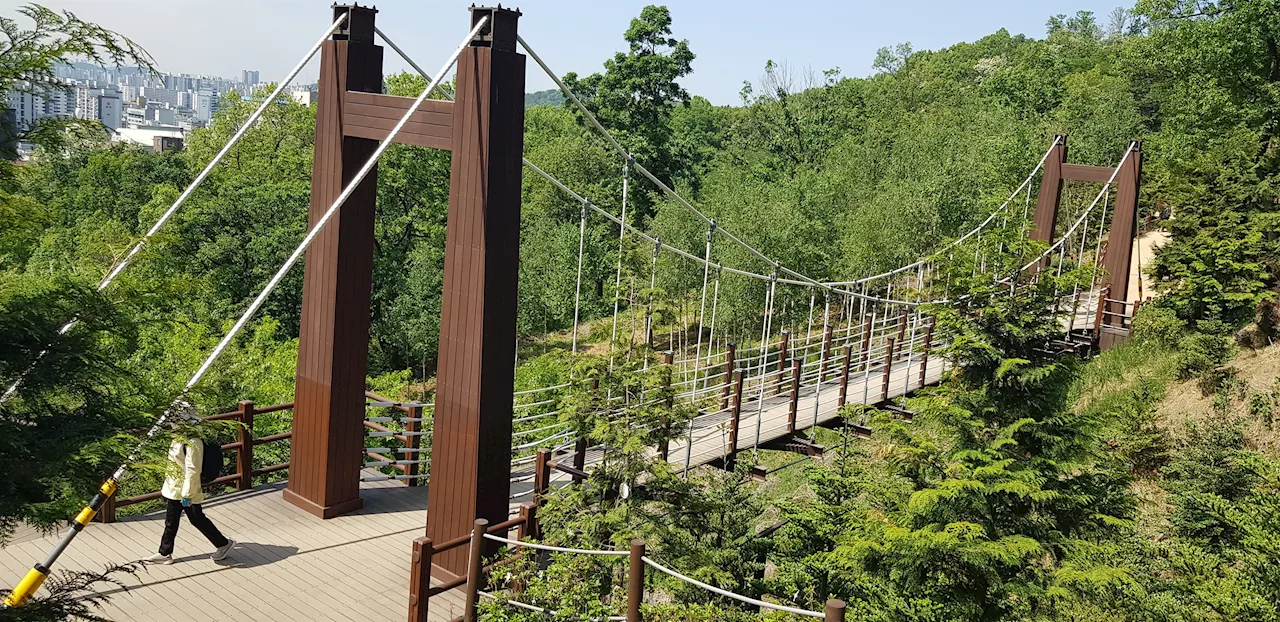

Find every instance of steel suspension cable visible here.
[752,271,778,460]
[571,202,587,354]
[608,161,631,373]
[691,220,714,400]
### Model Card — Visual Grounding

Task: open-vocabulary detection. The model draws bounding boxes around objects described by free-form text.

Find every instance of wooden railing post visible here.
[463,518,487,621]
[534,449,551,501]
[838,344,853,408]
[720,342,736,410]
[787,359,801,433]
[819,323,833,381]
[237,400,255,491]
[775,330,790,395]
[1093,286,1110,338]
[825,599,846,621]
[405,404,422,486]
[628,539,646,622]
[517,501,538,541]
[727,370,744,469]
[408,537,433,622]
[513,502,536,594]
[881,337,896,402]
[859,316,872,371]
[96,491,116,524]
[1130,299,1144,335]
[918,323,934,388]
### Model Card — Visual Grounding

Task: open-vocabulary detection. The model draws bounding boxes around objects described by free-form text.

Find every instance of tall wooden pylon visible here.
[1099,141,1143,345]
[285,4,383,519]
[1030,134,1067,243]
[426,6,526,577]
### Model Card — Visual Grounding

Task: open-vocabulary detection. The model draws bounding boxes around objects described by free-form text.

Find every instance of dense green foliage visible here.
[5,1,1280,619]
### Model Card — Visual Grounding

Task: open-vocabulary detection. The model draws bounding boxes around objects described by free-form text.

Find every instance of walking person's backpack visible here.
[199,439,223,485]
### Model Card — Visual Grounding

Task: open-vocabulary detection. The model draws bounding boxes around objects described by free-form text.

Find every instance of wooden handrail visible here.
[103,401,295,520]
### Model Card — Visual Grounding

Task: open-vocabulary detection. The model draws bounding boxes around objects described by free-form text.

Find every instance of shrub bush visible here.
[1132,304,1185,349]
[1176,332,1232,383]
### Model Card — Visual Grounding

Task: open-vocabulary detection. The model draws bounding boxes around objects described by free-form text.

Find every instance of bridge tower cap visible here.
[331,3,377,44]
[469,5,522,52]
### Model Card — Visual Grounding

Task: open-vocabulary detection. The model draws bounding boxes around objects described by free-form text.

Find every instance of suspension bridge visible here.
[1,5,1149,621]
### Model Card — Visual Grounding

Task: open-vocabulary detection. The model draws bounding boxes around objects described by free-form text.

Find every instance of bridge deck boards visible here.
[0,476,468,621]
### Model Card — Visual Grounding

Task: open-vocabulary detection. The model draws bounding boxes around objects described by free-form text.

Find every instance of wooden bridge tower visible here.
[1031,135,1143,350]
[288,3,526,578]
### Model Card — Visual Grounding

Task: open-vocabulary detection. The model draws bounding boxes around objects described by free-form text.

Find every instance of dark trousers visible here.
[158,499,228,556]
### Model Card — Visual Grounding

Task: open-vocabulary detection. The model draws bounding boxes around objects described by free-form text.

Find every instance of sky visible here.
[4,0,1126,105]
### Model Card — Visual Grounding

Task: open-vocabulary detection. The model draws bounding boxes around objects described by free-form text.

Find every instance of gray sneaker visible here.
[211,538,236,561]
[142,553,172,565]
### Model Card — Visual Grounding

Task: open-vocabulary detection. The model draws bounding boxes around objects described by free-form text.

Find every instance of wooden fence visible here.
[97,400,294,523]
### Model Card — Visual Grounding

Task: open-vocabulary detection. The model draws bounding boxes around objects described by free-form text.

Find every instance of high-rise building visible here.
[74,85,123,129]
[6,91,40,129]
[195,89,219,122]
[242,70,260,86]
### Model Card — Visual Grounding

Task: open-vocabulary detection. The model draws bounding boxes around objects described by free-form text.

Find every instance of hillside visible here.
[524,88,564,108]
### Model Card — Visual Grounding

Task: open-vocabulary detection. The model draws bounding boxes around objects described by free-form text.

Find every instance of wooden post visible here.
[819,324,833,381]
[727,370,744,469]
[1093,286,1110,338]
[463,518,487,621]
[775,330,790,395]
[628,539,646,622]
[517,501,538,541]
[96,491,116,524]
[881,337,896,402]
[404,404,421,486]
[1031,135,1067,244]
[1100,141,1143,328]
[237,400,255,491]
[787,359,801,433]
[720,342,736,410]
[408,537,433,622]
[286,3,383,519]
[513,502,535,594]
[426,6,526,576]
[1130,299,1144,335]
[918,325,933,388]
[838,345,852,408]
[534,449,551,502]
[859,316,872,371]
[825,599,847,622]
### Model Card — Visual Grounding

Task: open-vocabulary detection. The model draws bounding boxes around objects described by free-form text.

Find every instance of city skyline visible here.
[16,0,1127,106]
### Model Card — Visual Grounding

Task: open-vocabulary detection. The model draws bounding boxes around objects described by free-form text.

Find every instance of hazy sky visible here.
[5,0,1124,105]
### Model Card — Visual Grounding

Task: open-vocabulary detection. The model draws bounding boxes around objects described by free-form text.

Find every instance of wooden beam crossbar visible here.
[1060,162,1115,183]
[341,91,454,150]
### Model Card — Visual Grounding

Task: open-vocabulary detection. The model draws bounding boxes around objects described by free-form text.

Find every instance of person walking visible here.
[143,410,235,564]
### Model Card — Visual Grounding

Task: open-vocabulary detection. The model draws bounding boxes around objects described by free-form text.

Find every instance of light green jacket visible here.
[160,439,206,504]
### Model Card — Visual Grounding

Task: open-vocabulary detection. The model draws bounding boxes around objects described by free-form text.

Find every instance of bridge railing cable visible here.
[515,34,914,304]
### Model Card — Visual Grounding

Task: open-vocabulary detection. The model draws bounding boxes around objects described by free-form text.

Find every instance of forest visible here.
[3,0,1280,620]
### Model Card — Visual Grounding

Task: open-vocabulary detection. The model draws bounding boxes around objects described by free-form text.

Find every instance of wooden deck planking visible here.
[0,474,469,622]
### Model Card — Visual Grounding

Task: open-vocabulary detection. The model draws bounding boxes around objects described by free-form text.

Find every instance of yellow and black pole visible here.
[4,398,195,608]
[5,478,119,606]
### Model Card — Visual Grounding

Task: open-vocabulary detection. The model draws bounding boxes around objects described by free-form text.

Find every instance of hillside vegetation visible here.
[3,1,1280,619]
